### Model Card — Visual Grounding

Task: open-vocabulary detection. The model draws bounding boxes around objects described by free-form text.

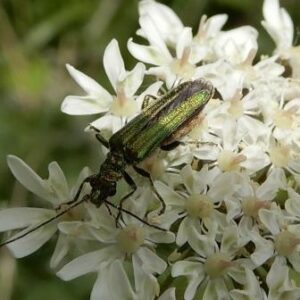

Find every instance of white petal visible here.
[214,26,258,64]
[250,232,274,266]
[220,225,239,257]
[288,251,300,273]
[147,230,175,244]
[91,272,112,300]
[7,155,53,201]
[158,288,176,300]
[240,145,270,174]
[123,62,145,97]
[0,207,55,231]
[258,208,281,235]
[61,95,111,115]
[139,15,171,59]
[103,39,126,91]
[57,246,119,280]
[172,260,203,277]
[176,217,190,246]
[107,261,135,299]
[89,115,123,133]
[139,0,183,45]
[203,279,230,300]
[66,64,111,97]
[47,162,69,204]
[204,14,228,37]
[188,226,215,257]
[176,27,193,59]
[90,261,135,300]
[184,276,203,300]
[154,181,185,208]
[50,234,70,268]
[262,0,293,49]
[134,247,167,274]
[266,256,287,289]
[230,268,265,300]
[7,223,57,258]
[128,39,170,65]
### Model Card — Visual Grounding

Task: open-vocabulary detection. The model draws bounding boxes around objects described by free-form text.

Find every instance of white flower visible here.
[0,155,90,261]
[155,164,228,246]
[230,268,267,300]
[262,0,300,78]
[57,198,174,300]
[262,0,294,53]
[61,39,147,132]
[267,256,300,300]
[4,0,300,298]
[172,225,252,300]
[138,0,184,46]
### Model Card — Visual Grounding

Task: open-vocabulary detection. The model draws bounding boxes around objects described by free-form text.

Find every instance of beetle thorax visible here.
[99,152,126,181]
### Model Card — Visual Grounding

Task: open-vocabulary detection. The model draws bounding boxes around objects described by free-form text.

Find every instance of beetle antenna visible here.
[0,196,167,248]
[0,195,89,248]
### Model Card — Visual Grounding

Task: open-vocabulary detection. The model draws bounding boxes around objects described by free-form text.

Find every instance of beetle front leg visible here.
[115,171,137,226]
[133,166,166,215]
[87,125,110,149]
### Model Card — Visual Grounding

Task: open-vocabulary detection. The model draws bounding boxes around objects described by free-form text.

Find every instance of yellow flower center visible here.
[204,253,233,279]
[242,196,270,217]
[269,144,290,167]
[116,225,145,254]
[185,194,214,218]
[218,150,246,172]
[274,230,300,257]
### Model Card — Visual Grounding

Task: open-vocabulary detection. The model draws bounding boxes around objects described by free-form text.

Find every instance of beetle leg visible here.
[133,166,166,215]
[87,125,110,149]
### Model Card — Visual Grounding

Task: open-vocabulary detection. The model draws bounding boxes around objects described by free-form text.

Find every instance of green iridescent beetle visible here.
[0,79,213,247]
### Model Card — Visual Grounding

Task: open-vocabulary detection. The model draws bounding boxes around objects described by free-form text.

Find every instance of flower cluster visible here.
[1,0,300,299]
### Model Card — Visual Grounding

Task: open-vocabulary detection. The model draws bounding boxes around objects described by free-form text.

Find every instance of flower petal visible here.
[91,261,135,300]
[139,15,171,59]
[135,247,167,275]
[128,39,169,65]
[61,95,111,115]
[7,155,53,201]
[103,39,126,91]
[176,27,192,60]
[158,288,176,300]
[0,207,55,231]
[262,0,293,49]
[138,0,183,46]
[47,162,69,204]
[50,234,70,268]
[123,62,145,97]
[7,223,57,258]
[66,64,111,97]
[203,279,230,300]
[57,245,119,280]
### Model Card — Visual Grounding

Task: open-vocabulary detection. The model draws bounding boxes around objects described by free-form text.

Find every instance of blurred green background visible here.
[0,0,299,299]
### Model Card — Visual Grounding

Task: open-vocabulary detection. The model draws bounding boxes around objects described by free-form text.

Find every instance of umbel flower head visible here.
[2,0,300,299]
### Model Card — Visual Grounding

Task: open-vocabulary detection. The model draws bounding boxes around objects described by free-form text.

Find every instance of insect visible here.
[0,78,213,247]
